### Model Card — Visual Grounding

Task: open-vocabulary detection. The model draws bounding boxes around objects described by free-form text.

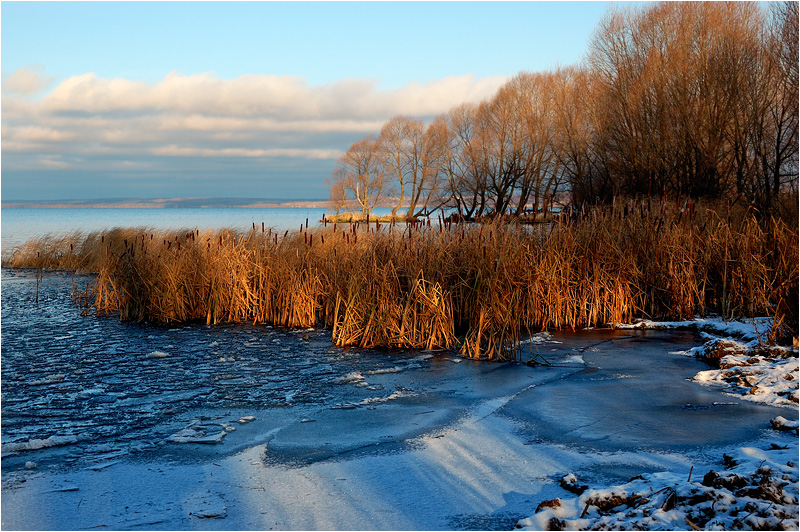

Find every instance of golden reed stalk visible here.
[6,200,797,360]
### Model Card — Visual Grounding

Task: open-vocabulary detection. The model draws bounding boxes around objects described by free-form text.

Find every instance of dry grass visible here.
[6,200,798,360]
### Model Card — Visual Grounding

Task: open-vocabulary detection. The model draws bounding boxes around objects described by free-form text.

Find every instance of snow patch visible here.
[616,316,775,342]
[519,434,799,531]
[691,345,798,408]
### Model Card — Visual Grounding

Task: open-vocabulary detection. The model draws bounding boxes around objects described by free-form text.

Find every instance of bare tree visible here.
[329,136,387,217]
[585,1,786,206]
[433,103,488,219]
[551,66,612,204]
[378,116,442,219]
[327,175,348,215]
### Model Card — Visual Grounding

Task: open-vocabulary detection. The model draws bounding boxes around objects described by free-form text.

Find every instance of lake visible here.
[1,207,394,253]
[1,206,795,530]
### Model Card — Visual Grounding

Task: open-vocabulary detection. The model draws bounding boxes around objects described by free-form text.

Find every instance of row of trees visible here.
[328,2,798,219]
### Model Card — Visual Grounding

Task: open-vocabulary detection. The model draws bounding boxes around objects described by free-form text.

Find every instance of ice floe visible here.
[30,374,66,386]
[336,371,365,384]
[185,491,228,519]
[167,421,228,444]
[332,389,417,409]
[2,435,80,454]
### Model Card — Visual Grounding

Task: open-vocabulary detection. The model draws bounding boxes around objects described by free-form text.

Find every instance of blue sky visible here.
[2,1,614,201]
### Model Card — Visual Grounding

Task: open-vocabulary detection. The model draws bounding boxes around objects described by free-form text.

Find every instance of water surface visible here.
[1,207,393,252]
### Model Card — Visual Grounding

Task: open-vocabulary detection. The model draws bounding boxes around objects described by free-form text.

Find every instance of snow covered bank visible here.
[618,316,798,407]
[517,429,799,531]
[692,340,798,407]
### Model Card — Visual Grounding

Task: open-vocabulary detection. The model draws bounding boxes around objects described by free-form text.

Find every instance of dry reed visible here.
[6,200,797,360]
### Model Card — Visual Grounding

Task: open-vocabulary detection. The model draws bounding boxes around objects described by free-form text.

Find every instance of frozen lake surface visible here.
[1,268,792,530]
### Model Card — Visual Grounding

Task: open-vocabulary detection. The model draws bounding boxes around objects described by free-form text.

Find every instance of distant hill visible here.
[1,197,331,209]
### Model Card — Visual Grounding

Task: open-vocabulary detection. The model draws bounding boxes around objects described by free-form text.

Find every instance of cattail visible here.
[262,222,265,232]
[309,234,313,246]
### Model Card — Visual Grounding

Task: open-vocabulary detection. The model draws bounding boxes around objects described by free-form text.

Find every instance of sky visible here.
[1,1,614,201]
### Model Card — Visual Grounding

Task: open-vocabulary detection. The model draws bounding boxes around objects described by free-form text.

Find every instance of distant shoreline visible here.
[1,198,332,209]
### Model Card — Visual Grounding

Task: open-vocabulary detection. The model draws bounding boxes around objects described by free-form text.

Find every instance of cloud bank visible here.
[2,69,507,199]
[2,69,506,171]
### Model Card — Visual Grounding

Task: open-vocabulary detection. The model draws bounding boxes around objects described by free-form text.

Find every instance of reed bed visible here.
[6,201,797,360]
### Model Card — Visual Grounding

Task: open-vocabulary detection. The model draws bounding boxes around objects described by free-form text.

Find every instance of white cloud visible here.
[37,71,506,119]
[12,126,76,142]
[1,64,54,96]
[151,145,341,159]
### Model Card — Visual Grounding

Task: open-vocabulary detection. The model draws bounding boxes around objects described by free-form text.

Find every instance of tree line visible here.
[328,1,798,220]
